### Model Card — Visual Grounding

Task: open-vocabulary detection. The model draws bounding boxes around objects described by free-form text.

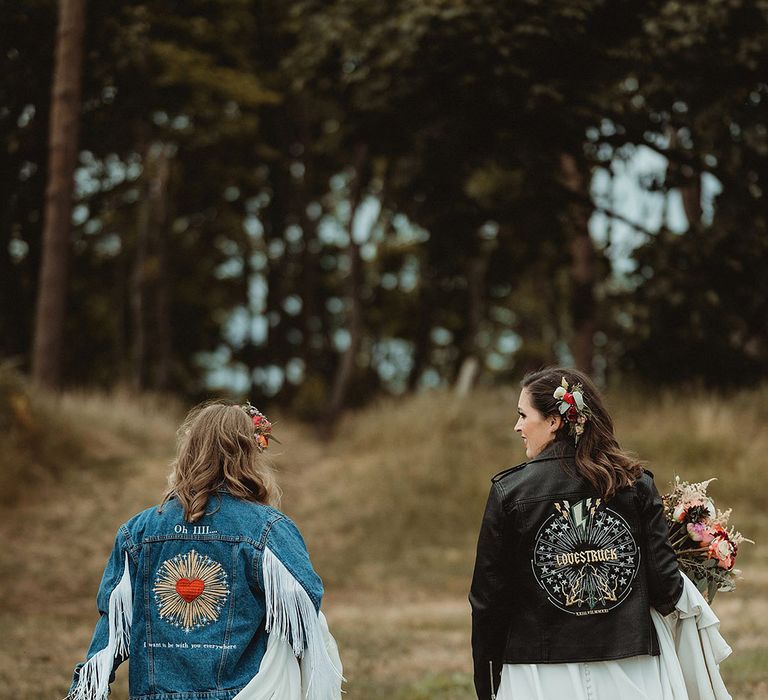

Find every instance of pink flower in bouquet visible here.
[672,502,686,522]
[707,528,736,570]
[673,497,715,523]
[687,521,715,545]
[663,476,753,599]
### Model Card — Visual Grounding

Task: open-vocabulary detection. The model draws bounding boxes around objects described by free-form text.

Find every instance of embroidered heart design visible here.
[176,578,205,602]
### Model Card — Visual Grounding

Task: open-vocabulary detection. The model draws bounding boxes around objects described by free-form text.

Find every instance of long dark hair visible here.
[521,367,643,500]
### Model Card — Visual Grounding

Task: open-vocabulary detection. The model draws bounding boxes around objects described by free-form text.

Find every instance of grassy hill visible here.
[0,377,766,699]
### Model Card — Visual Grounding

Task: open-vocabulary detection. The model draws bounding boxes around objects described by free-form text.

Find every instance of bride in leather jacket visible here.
[469,367,685,700]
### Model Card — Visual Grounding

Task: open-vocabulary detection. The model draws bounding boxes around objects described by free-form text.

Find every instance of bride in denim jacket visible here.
[67,401,343,700]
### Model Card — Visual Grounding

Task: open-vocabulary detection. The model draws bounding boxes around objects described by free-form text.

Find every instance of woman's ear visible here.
[549,415,563,434]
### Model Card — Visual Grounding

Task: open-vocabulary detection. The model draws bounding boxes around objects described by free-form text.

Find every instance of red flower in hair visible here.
[553,378,591,445]
[241,401,277,449]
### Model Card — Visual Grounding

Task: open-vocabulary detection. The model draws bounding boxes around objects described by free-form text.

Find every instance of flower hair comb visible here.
[240,402,278,451]
[553,376,592,444]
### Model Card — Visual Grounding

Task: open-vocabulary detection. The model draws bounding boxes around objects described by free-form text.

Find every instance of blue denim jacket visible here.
[68,493,331,700]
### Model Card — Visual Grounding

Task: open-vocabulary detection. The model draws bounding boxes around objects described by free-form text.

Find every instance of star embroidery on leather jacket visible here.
[153,550,230,631]
[532,497,640,615]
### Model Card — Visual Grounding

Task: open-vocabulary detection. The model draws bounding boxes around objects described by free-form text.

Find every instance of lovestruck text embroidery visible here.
[532,497,640,615]
[153,549,230,631]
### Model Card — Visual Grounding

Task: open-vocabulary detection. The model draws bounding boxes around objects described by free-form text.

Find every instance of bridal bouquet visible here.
[663,477,753,601]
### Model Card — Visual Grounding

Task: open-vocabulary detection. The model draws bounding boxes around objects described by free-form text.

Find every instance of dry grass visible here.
[0,360,183,505]
[0,384,766,699]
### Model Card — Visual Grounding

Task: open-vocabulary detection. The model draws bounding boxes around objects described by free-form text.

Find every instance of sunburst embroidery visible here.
[532,498,640,615]
[153,550,230,631]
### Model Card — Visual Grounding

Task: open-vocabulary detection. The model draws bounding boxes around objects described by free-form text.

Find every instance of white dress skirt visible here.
[233,611,343,700]
[497,573,732,700]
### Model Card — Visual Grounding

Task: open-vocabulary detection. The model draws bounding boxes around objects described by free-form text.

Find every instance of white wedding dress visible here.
[497,573,732,700]
[233,611,343,700]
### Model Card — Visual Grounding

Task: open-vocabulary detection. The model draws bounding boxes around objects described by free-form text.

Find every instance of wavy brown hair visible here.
[521,367,644,500]
[161,401,281,522]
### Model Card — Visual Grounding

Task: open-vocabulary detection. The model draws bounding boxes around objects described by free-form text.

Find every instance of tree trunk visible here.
[328,144,369,424]
[294,116,321,373]
[131,144,151,391]
[569,233,597,373]
[31,0,86,388]
[299,210,320,361]
[560,152,596,374]
[0,192,17,356]
[149,144,173,390]
[131,142,174,391]
[667,128,702,229]
[114,232,130,383]
[327,238,364,421]
[451,251,489,391]
[680,174,702,229]
[407,273,434,391]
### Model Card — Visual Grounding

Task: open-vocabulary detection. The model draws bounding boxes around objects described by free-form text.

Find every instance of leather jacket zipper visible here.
[489,660,496,699]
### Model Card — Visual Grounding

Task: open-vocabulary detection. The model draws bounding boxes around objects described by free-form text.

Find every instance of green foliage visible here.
[149,41,280,108]
[600,1,768,385]
[2,0,767,404]
[615,226,768,386]
[0,0,57,360]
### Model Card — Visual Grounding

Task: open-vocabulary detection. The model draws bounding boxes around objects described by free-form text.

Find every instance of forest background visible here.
[1,0,767,698]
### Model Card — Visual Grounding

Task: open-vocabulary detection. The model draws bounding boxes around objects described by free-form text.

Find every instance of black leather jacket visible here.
[469,440,684,700]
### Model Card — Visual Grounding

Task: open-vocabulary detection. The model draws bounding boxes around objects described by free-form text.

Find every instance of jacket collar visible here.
[525,439,575,465]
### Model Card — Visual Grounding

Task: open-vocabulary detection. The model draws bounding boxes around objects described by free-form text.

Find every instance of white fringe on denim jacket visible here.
[68,554,133,700]
[233,546,343,700]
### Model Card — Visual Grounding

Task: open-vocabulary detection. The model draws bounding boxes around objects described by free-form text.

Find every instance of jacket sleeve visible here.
[257,515,341,700]
[639,474,684,615]
[261,515,324,611]
[68,528,134,700]
[469,482,513,700]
